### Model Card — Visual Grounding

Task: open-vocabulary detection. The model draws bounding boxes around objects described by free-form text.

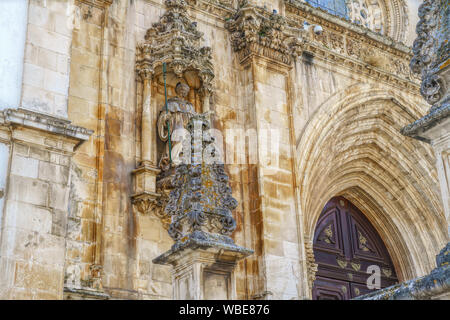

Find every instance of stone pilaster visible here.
[0,108,92,299]
[226,4,307,299]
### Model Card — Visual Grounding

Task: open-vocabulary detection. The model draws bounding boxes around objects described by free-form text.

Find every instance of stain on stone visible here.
[302,51,315,66]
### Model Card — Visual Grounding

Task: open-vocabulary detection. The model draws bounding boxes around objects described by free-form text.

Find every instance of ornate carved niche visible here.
[132,0,216,220]
[136,0,215,98]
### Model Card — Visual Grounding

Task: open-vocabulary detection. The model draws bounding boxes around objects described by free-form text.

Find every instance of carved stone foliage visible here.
[132,192,171,229]
[163,115,238,245]
[136,0,214,92]
[225,4,305,66]
[305,240,318,290]
[410,0,449,110]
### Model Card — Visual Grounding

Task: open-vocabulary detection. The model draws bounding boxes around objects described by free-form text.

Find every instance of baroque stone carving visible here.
[133,0,217,227]
[163,114,238,244]
[409,0,449,110]
[136,0,214,92]
[225,4,307,66]
[305,240,318,290]
[401,0,449,139]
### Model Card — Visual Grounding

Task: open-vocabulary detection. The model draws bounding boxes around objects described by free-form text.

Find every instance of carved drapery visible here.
[136,0,215,100]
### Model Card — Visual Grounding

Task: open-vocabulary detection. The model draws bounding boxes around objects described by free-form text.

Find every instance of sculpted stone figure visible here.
[157,82,196,170]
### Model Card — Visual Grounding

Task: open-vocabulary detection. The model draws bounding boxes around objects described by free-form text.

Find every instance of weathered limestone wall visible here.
[22,0,74,117]
[0,0,446,300]
[0,109,90,299]
[62,0,447,300]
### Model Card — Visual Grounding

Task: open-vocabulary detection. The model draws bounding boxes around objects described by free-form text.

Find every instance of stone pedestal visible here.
[153,233,252,300]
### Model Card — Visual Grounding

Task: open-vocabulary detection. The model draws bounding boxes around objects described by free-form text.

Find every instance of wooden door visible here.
[312,197,398,299]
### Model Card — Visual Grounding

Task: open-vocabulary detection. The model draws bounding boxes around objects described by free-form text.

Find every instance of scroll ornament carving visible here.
[162,115,238,244]
[132,192,171,229]
[410,0,449,110]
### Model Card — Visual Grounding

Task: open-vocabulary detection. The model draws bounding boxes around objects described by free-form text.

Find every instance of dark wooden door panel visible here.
[312,277,351,300]
[312,197,398,300]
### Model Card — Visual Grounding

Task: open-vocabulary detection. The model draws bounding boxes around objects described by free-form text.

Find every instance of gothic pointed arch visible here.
[297,83,448,283]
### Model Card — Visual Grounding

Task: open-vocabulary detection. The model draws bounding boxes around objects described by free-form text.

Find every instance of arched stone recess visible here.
[296,84,447,283]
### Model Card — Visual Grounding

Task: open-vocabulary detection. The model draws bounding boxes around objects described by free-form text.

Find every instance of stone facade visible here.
[0,0,448,300]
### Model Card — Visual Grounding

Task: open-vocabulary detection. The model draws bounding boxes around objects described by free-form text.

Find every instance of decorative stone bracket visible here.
[225,3,309,66]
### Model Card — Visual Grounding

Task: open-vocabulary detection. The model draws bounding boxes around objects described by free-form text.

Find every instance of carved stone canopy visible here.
[136,0,214,94]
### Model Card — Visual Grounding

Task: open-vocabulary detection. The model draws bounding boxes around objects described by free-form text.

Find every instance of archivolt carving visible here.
[305,240,318,290]
[296,85,447,280]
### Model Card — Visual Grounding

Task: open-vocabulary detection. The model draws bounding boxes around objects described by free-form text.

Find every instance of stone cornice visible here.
[76,0,113,8]
[356,243,450,300]
[0,108,93,143]
[224,2,419,91]
[284,0,411,55]
[400,103,450,144]
[186,0,235,19]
